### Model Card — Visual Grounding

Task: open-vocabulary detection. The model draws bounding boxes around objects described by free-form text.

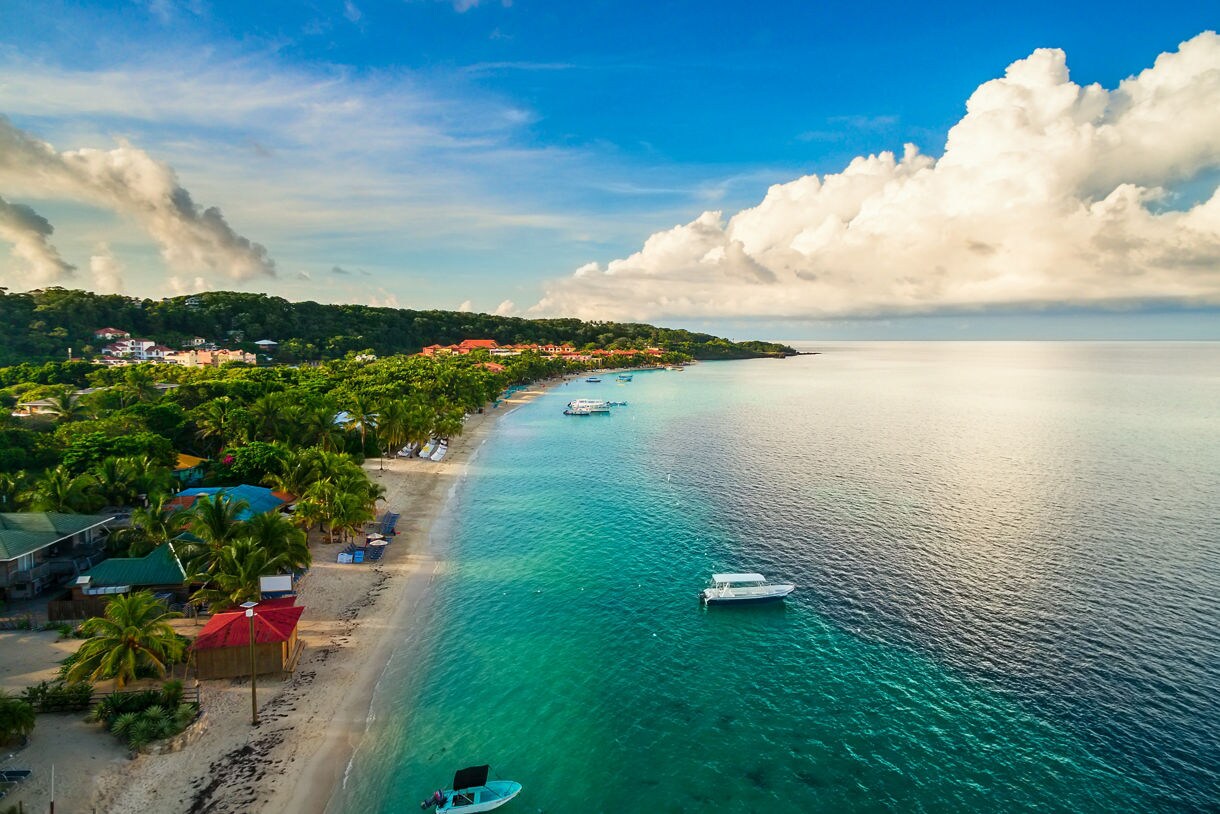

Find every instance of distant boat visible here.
[420,765,521,812]
[667,365,684,371]
[566,399,611,413]
[585,376,602,382]
[617,373,633,382]
[700,573,794,605]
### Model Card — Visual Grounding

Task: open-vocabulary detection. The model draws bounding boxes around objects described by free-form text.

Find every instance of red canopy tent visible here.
[192,604,305,679]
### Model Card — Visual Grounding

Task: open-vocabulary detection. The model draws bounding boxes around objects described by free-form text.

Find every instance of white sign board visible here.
[259,575,293,595]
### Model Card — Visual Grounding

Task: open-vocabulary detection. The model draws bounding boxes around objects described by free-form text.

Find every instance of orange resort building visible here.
[192,597,305,680]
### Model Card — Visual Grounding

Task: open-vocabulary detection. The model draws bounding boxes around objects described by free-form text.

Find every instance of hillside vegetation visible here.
[0,288,795,365]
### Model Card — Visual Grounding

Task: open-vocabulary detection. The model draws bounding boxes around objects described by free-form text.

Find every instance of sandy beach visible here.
[1,384,553,814]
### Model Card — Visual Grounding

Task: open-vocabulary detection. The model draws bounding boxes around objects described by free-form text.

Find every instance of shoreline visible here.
[89,381,557,814]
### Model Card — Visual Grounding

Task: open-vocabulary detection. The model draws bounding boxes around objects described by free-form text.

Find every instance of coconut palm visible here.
[300,405,344,451]
[375,399,410,469]
[177,495,248,578]
[193,397,233,454]
[247,393,285,442]
[0,691,36,746]
[117,367,159,406]
[108,496,188,557]
[341,395,378,455]
[243,511,310,571]
[44,392,87,422]
[0,472,28,511]
[27,466,98,513]
[190,539,296,611]
[92,456,141,507]
[66,592,184,690]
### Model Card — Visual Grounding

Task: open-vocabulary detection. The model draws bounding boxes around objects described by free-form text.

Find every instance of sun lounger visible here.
[353,550,364,563]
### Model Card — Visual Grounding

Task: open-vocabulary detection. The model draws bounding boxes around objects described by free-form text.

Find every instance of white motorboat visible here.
[565,399,611,414]
[700,573,794,605]
[420,765,521,813]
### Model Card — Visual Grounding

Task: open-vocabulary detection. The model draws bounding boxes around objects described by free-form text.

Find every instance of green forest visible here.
[0,287,795,365]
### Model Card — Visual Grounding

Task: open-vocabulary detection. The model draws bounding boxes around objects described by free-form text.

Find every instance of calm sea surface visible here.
[331,342,1220,813]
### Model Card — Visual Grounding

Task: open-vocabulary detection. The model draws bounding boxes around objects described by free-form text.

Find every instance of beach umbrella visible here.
[367,533,385,540]
[368,539,389,547]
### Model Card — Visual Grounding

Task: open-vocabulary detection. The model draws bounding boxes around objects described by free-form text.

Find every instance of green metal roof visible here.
[0,513,114,562]
[84,542,186,587]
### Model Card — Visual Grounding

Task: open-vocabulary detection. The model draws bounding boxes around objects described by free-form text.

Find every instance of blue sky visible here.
[0,0,1217,338]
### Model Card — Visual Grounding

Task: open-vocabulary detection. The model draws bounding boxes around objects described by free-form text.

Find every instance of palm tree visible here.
[44,393,87,422]
[0,472,28,511]
[301,405,344,451]
[178,495,248,578]
[375,399,410,469]
[117,367,159,406]
[92,456,140,507]
[243,511,310,571]
[193,397,233,455]
[247,393,284,442]
[0,691,36,746]
[108,496,188,557]
[342,395,378,455]
[66,592,184,690]
[28,466,98,513]
[190,539,295,611]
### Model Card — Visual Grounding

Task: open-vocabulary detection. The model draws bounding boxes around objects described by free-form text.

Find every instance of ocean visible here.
[330,342,1220,813]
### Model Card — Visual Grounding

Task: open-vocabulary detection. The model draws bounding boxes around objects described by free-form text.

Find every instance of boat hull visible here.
[701,584,795,605]
[437,781,522,812]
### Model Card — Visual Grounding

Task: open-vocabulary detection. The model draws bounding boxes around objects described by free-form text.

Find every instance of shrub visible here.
[21,680,94,712]
[0,691,36,746]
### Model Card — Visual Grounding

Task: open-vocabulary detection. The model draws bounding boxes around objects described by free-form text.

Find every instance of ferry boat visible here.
[700,573,795,605]
[420,765,521,812]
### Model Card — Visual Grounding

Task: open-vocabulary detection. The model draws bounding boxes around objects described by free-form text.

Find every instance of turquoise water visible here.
[332,343,1220,813]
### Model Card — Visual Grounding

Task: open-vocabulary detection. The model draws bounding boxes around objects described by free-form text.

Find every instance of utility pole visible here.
[241,602,259,725]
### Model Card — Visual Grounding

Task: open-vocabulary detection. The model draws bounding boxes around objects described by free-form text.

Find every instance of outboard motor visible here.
[421,790,446,809]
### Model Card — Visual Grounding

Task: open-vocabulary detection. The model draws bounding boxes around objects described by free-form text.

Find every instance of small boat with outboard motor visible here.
[617,373,633,382]
[700,573,795,605]
[420,765,521,812]
[585,376,602,382]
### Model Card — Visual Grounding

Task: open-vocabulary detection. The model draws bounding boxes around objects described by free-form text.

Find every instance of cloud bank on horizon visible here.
[534,33,1220,321]
[0,116,275,287]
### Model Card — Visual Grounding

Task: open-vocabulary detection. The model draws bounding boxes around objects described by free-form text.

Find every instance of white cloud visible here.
[493,298,515,316]
[457,299,473,312]
[343,1,362,23]
[0,117,276,282]
[167,274,210,296]
[535,32,1220,321]
[0,195,75,284]
[89,242,124,293]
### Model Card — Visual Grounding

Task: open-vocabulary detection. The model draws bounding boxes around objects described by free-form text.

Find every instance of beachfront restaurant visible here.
[192,599,305,680]
[0,512,114,601]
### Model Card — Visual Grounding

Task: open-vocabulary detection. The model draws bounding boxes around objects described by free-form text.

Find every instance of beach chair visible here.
[353,549,365,564]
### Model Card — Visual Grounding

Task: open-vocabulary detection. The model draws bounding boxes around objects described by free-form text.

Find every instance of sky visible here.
[0,0,1217,339]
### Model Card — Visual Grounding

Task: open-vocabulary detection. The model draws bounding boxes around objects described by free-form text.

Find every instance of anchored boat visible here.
[700,573,794,605]
[420,765,521,812]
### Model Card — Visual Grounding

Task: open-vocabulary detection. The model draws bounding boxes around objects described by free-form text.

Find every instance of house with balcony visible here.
[0,513,115,601]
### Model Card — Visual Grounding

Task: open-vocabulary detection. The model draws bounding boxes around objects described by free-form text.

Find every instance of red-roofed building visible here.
[93,327,130,340]
[192,603,305,679]
[457,338,499,351]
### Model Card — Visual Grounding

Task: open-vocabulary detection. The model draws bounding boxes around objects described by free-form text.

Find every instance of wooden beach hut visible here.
[192,601,305,680]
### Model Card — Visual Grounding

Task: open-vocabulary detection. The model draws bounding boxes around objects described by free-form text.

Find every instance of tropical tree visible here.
[44,392,87,422]
[66,592,185,690]
[117,367,160,406]
[375,399,410,469]
[108,496,188,557]
[27,466,97,513]
[92,456,141,507]
[177,495,248,578]
[341,395,378,455]
[0,691,36,746]
[300,405,344,451]
[0,472,29,511]
[190,539,298,610]
[243,511,310,571]
[192,397,233,455]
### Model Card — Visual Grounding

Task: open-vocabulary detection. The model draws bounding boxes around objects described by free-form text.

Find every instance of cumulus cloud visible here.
[89,242,124,293]
[0,116,276,283]
[457,299,473,312]
[536,32,1220,321]
[493,298,515,316]
[0,195,75,284]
